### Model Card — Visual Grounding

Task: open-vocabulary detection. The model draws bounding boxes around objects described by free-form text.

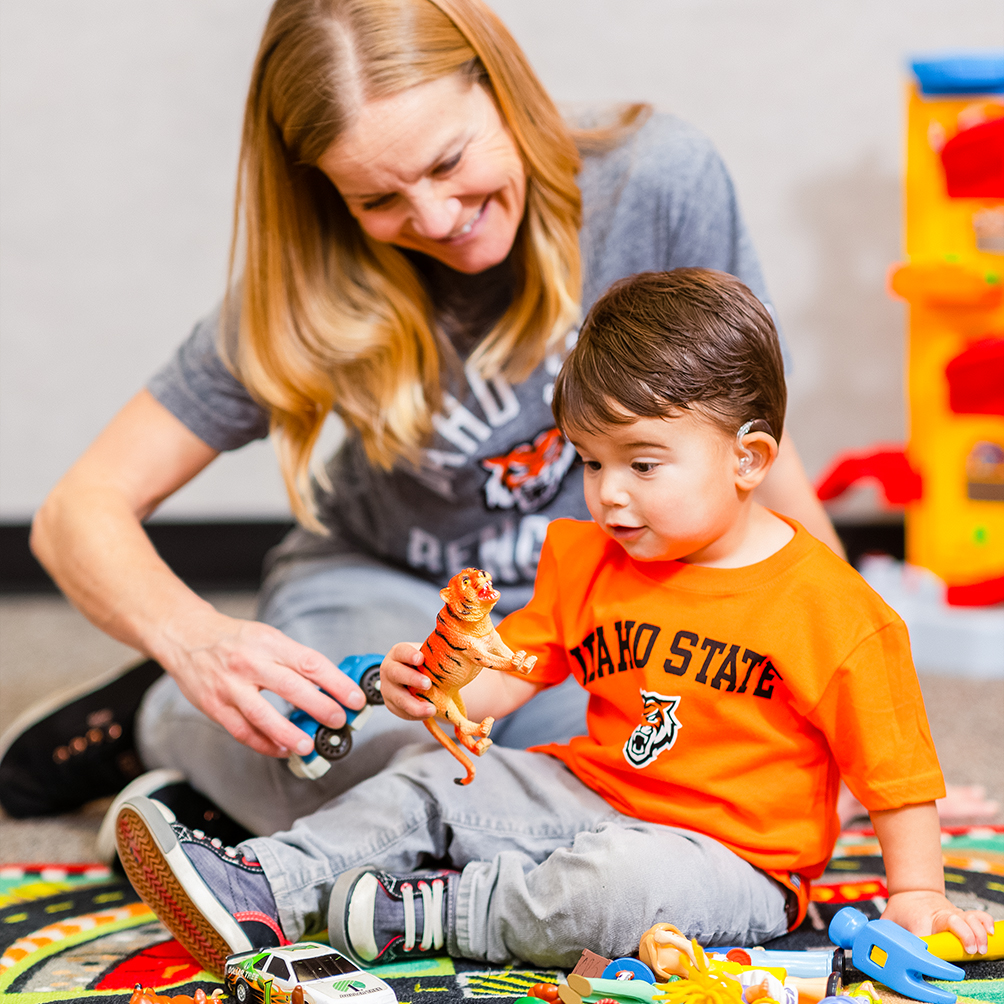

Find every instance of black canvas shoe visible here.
[329,866,458,967]
[96,768,255,864]
[116,795,289,977]
[0,658,164,817]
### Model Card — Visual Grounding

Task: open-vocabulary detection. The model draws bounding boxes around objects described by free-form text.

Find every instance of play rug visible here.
[1,827,1001,1004]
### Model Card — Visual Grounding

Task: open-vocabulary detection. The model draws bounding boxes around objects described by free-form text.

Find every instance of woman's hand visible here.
[882,891,994,956]
[380,643,436,722]
[159,605,367,758]
[31,389,367,757]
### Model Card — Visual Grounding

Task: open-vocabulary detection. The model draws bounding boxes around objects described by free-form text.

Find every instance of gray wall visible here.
[2,1,1001,521]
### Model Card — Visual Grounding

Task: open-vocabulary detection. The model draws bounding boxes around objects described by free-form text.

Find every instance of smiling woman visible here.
[11,0,842,840]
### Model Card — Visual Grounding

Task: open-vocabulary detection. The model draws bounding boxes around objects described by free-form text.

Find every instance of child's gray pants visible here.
[247,743,790,966]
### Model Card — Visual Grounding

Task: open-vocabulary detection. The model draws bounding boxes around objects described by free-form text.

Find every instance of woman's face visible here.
[318,72,527,274]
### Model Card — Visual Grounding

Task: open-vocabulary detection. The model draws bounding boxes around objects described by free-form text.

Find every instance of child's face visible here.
[568,408,747,564]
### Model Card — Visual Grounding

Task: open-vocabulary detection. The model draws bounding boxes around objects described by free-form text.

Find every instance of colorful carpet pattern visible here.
[1,827,1001,1004]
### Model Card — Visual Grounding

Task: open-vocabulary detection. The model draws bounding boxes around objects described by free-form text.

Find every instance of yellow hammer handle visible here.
[921,920,1004,961]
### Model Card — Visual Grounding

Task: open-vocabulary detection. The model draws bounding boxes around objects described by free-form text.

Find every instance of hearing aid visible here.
[736,419,774,474]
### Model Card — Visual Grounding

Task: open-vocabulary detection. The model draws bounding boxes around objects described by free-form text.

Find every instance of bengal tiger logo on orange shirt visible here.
[623,691,683,769]
[482,427,576,513]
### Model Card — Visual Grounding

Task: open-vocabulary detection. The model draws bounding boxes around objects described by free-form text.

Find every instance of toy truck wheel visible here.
[360,665,384,705]
[235,979,251,1003]
[315,724,353,760]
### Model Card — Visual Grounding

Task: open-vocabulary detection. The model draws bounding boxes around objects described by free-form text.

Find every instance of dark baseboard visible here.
[0,521,295,593]
[834,521,905,567]
[0,519,905,594]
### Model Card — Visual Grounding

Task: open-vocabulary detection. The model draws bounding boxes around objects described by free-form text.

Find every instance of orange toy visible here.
[128,986,225,1004]
[816,56,1004,604]
[413,567,536,784]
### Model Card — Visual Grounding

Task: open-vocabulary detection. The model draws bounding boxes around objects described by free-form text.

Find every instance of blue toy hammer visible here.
[829,907,964,1004]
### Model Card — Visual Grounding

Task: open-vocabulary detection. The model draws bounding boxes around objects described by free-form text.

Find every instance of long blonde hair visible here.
[228,0,630,530]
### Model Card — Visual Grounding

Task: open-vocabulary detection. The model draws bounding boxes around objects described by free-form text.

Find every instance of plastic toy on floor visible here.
[411,567,536,785]
[922,918,1004,961]
[224,942,397,1004]
[828,906,964,1004]
[128,987,224,1004]
[286,653,385,779]
[638,924,839,1003]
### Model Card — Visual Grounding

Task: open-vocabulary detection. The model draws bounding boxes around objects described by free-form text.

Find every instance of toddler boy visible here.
[116,269,993,976]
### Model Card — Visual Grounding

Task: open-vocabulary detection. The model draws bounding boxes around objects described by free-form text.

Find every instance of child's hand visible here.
[882,890,995,955]
[381,643,436,722]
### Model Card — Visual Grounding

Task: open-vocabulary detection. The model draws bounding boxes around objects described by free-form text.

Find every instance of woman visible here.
[4,0,841,834]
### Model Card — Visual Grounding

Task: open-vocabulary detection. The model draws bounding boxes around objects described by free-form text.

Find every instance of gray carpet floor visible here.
[1,592,1001,863]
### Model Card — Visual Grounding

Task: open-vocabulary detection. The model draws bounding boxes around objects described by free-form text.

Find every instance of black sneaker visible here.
[96,768,255,864]
[329,866,458,967]
[0,658,164,818]
[116,795,289,976]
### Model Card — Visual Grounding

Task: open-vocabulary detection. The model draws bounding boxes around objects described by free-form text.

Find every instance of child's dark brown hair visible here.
[552,268,786,440]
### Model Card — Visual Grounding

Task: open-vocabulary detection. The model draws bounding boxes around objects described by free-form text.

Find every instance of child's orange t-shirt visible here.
[499,517,945,899]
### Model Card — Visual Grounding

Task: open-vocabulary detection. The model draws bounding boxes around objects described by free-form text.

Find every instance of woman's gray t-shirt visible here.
[149,114,779,606]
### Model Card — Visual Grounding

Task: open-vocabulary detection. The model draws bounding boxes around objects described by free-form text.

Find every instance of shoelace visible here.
[399,879,445,952]
[189,828,254,864]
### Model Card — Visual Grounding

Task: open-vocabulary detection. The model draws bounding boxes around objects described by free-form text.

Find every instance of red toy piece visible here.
[815,448,923,505]
[940,117,1004,198]
[946,337,1004,416]
[946,574,1004,607]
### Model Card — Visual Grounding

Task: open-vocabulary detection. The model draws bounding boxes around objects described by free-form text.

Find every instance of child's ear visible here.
[735,432,778,490]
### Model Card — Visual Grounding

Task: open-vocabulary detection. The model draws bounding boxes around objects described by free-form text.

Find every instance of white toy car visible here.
[224,941,397,1004]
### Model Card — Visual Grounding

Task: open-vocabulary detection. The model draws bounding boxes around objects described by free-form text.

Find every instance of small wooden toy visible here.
[828,906,963,1004]
[413,567,536,784]
[571,949,614,979]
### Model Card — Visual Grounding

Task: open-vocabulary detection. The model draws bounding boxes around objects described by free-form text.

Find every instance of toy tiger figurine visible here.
[414,567,536,785]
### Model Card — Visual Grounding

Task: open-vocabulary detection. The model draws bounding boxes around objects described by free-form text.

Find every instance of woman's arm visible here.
[31,389,366,757]
[755,430,846,557]
[871,801,994,954]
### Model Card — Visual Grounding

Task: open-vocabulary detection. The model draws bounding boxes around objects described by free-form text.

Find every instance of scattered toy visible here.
[411,568,536,785]
[572,949,615,979]
[602,957,656,982]
[287,654,385,779]
[704,947,842,980]
[828,907,963,1004]
[223,941,397,1004]
[651,943,744,1004]
[922,919,1003,962]
[128,987,224,1004]
[529,983,561,1001]
[559,972,658,1004]
[639,925,837,1002]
